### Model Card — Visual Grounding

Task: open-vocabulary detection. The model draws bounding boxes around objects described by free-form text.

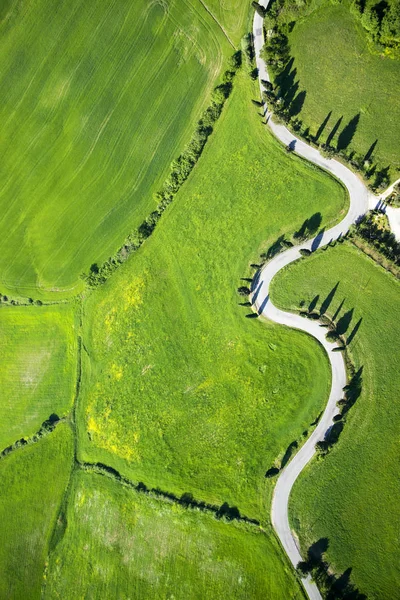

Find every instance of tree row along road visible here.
[252,4,391,600]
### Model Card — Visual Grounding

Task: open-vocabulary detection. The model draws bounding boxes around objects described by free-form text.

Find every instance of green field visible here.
[0,303,78,449]
[45,469,304,600]
[0,0,230,298]
[277,0,400,177]
[203,0,252,45]
[77,71,346,520]
[271,243,400,597]
[0,423,73,600]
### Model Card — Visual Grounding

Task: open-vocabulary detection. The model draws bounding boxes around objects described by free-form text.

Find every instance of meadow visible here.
[0,303,78,449]
[273,0,400,178]
[271,243,400,597]
[45,469,305,599]
[78,71,347,520]
[0,423,73,600]
[0,0,229,298]
[203,0,252,46]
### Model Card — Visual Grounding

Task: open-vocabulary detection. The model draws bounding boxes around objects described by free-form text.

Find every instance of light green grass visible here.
[286,0,400,176]
[270,243,400,598]
[78,71,346,520]
[0,0,229,298]
[45,469,304,600]
[0,422,73,600]
[0,304,78,449]
[202,0,252,46]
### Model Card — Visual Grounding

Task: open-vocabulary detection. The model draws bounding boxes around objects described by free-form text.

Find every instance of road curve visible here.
[252,4,374,599]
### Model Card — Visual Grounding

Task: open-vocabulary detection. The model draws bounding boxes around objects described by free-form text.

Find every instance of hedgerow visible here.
[83,52,242,287]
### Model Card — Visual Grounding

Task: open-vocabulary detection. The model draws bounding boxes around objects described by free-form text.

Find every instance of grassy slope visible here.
[203,0,252,45]
[0,303,77,449]
[270,243,400,598]
[287,0,400,175]
[0,423,73,600]
[45,470,304,600]
[78,71,347,520]
[0,0,229,297]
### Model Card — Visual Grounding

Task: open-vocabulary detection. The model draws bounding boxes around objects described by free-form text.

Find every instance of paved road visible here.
[252,4,376,600]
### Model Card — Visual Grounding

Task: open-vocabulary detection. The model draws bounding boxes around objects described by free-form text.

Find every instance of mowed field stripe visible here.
[0,0,227,294]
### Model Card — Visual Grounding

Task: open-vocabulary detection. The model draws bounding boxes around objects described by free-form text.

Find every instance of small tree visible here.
[237,286,251,296]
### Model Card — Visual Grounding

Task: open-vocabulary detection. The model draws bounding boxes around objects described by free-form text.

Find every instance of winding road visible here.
[252,4,386,600]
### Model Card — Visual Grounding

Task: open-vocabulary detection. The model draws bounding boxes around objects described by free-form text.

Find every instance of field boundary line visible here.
[80,460,262,529]
[0,416,65,462]
[196,0,236,49]
[41,300,84,596]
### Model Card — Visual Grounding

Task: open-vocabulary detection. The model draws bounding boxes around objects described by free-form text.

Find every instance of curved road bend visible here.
[252,3,375,599]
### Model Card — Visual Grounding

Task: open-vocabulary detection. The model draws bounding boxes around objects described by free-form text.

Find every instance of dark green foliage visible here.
[354,211,400,265]
[353,0,400,47]
[252,1,267,18]
[237,286,251,296]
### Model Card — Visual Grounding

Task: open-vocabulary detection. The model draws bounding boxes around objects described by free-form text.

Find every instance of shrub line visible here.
[82,52,242,288]
[79,460,261,528]
[0,415,64,461]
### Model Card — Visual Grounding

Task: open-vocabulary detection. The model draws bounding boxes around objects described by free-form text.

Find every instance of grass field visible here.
[203,0,252,45]
[45,469,304,599]
[271,243,400,597]
[0,0,230,298]
[0,422,73,600]
[0,303,78,450]
[281,0,400,177]
[77,71,347,520]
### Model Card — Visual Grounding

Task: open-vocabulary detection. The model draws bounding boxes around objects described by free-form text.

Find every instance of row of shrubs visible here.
[0,292,43,306]
[0,414,61,460]
[81,461,260,526]
[351,211,400,266]
[83,52,242,287]
[353,0,400,49]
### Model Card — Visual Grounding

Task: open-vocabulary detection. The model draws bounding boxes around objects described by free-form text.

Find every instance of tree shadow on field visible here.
[275,56,307,117]
[364,138,378,163]
[290,90,306,117]
[308,294,319,313]
[326,116,343,147]
[280,440,298,468]
[336,308,354,336]
[297,538,367,599]
[340,366,363,416]
[320,282,339,315]
[331,298,345,322]
[314,111,332,142]
[346,317,362,345]
[337,113,360,151]
[294,212,322,240]
[262,234,293,261]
